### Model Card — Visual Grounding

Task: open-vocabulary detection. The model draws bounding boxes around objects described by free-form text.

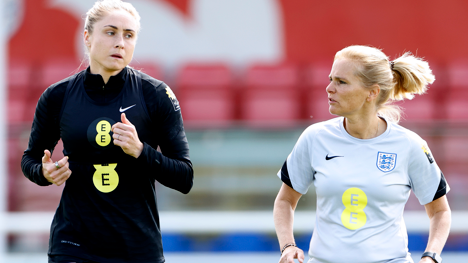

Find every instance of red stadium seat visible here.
[8,87,28,124]
[179,89,234,125]
[446,62,468,120]
[306,89,335,121]
[304,62,335,122]
[8,59,31,87]
[394,93,437,121]
[240,62,301,127]
[305,62,333,88]
[440,136,468,178]
[445,88,468,120]
[178,63,232,88]
[447,61,468,88]
[7,60,31,124]
[242,90,300,126]
[245,62,298,88]
[176,63,235,127]
[41,59,84,88]
[20,59,83,122]
[129,61,163,80]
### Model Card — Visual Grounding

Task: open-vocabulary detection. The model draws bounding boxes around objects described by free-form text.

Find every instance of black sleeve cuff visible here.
[136,142,162,169]
[136,142,193,194]
[280,160,294,190]
[34,163,53,186]
[433,171,448,201]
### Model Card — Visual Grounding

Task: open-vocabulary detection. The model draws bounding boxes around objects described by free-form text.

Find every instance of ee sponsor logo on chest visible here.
[341,188,368,230]
[87,117,120,193]
[93,163,119,193]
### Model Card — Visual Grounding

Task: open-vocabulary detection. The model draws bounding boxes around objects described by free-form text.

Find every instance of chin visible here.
[105,64,126,72]
[329,108,343,117]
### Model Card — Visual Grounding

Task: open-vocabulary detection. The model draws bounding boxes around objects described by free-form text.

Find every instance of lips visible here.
[329,97,337,103]
[111,54,123,59]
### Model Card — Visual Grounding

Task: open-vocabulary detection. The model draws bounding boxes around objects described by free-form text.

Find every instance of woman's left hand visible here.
[112,113,143,158]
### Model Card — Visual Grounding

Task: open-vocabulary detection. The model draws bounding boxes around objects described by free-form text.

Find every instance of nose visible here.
[326,83,335,94]
[115,35,125,49]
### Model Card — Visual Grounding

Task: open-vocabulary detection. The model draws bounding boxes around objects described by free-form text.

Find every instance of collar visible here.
[84,66,128,89]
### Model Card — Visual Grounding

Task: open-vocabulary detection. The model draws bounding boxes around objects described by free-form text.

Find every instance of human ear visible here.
[84,30,91,47]
[367,85,380,101]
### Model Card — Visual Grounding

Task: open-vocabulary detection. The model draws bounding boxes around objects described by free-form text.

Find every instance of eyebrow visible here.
[104,25,136,32]
[329,75,348,81]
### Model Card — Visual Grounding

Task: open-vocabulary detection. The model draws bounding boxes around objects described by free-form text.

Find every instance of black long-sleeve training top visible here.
[21,66,193,263]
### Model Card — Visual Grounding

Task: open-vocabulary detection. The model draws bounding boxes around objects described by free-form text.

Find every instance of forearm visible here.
[137,142,193,194]
[424,209,451,254]
[21,86,63,187]
[274,198,297,248]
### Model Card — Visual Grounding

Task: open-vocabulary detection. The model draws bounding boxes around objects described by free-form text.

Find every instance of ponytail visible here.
[390,52,435,101]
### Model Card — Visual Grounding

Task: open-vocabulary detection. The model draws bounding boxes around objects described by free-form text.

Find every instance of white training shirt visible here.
[278,117,449,263]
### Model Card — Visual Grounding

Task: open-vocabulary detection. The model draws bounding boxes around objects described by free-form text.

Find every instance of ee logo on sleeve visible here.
[341,187,368,230]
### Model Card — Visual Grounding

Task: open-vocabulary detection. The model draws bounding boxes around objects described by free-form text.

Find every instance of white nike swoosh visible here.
[119,104,136,112]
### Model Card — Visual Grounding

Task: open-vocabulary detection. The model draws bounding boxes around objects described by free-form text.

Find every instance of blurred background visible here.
[2,0,468,262]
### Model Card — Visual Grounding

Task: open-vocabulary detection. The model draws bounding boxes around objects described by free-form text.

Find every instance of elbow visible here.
[180,168,194,194]
[180,182,193,195]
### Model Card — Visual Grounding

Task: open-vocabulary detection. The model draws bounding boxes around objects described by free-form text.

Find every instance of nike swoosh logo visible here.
[326,154,344,160]
[119,104,136,113]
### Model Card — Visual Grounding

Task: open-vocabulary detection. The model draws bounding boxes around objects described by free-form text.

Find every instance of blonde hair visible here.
[84,0,141,34]
[334,45,435,122]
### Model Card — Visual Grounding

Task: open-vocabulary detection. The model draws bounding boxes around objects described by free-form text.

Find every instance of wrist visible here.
[421,251,442,263]
[281,243,297,254]
[134,142,144,158]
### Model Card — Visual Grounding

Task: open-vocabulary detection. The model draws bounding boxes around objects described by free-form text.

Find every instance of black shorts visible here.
[48,254,99,263]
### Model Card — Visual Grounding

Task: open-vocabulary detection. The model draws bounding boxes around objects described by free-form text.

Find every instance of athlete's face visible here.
[326,58,374,118]
[84,9,138,77]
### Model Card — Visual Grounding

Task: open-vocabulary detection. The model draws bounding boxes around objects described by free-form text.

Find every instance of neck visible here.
[343,115,384,139]
[89,63,123,84]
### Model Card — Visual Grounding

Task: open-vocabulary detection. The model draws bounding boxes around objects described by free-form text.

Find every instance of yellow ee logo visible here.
[95,120,111,147]
[341,187,368,230]
[87,117,116,149]
[93,163,119,193]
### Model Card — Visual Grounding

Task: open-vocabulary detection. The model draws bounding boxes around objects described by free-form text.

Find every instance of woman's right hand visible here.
[279,246,305,263]
[42,150,71,186]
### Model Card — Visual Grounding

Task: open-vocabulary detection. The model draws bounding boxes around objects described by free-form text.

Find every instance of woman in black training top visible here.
[21,1,193,262]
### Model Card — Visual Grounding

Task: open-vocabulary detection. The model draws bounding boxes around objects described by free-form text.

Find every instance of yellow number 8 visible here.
[341,187,367,230]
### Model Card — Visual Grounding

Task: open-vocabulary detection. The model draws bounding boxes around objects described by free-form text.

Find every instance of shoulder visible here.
[387,122,428,152]
[131,69,164,92]
[388,122,425,143]
[135,70,174,99]
[302,117,342,139]
[291,118,341,151]
[132,69,181,114]
[311,117,341,131]
[137,70,164,89]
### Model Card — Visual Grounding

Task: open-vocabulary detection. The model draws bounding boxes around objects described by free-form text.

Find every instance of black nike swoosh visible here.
[326,154,344,160]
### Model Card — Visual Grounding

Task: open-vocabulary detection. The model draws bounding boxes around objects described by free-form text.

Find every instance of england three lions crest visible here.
[376,152,397,172]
